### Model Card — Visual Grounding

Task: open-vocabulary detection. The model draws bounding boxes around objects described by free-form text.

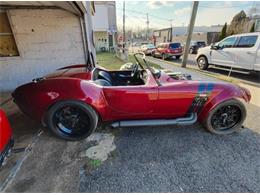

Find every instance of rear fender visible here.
[13,78,107,122]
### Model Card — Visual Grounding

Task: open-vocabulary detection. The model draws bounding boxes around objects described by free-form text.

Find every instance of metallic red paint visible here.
[12,64,251,126]
[0,109,13,164]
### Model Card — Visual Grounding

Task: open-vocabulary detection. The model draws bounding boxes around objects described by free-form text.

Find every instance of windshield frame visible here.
[133,53,161,86]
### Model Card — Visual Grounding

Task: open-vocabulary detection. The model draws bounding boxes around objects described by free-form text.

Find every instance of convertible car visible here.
[12,53,251,140]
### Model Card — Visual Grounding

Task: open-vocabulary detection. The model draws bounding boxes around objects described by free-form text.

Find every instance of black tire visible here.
[189,48,193,54]
[203,99,246,135]
[46,100,98,141]
[151,52,155,57]
[175,55,181,59]
[197,55,209,70]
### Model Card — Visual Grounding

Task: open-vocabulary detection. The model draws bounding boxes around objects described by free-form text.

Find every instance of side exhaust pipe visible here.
[111,113,197,128]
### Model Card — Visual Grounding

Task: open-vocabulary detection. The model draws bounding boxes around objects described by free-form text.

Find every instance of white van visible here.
[196,32,260,73]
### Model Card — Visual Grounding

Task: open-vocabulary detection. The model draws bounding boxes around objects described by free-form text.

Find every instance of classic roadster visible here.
[12,53,251,140]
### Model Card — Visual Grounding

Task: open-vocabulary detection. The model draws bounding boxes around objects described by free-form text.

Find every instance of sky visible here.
[116,1,257,31]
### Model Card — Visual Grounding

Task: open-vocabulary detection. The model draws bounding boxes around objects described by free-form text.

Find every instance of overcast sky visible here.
[116,1,257,30]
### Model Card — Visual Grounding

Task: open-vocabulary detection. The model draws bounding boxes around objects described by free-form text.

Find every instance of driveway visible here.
[1,66,260,192]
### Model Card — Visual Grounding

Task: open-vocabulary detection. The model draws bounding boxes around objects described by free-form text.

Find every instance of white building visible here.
[92,1,117,52]
[0,1,96,91]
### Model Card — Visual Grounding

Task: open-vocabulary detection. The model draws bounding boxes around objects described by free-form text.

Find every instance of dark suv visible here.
[189,41,206,54]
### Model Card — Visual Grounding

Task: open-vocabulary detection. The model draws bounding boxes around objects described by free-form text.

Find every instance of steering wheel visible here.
[130,64,139,80]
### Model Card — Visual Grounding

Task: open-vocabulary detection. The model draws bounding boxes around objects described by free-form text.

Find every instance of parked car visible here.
[152,42,183,60]
[189,41,206,54]
[196,32,260,72]
[139,44,156,55]
[0,109,13,166]
[12,53,250,141]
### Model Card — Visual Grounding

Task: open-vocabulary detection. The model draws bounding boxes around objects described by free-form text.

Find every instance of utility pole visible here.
[169,19,173,42]
[146,13,149,41]
[123,1,125,53]
[182,1,199,67]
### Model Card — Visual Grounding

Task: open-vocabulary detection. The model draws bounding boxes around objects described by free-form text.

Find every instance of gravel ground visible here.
[79,124,260,193]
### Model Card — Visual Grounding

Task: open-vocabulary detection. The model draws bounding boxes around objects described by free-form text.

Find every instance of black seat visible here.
[94,79,111,86]
[98,71,113,84]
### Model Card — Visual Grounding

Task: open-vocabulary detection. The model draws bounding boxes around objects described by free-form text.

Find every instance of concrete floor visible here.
[0,68,260,192]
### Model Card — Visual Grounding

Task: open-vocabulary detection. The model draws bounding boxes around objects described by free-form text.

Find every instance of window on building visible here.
[0,11,19,57]
[236,35,258,48]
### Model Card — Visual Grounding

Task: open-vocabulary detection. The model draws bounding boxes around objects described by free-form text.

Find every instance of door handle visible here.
[247,51,254,55]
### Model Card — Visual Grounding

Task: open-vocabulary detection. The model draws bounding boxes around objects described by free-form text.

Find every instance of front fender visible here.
[198,83,250,122]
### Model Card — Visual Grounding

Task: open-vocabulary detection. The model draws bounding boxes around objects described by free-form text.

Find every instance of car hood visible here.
[198,45,211,51]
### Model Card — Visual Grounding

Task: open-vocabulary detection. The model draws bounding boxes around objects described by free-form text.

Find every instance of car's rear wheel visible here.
[204,99,246,135]
[197,56,209,70]
[46,100,98,141]
[175,55,181,59]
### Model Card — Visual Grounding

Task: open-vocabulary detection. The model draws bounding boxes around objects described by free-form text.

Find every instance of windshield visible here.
[169,43,181,49]
[133,53,161,82]
[197,42,206,46]
[146,44,155,49]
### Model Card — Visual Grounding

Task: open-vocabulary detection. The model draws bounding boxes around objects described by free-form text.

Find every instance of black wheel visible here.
[189,48,193,54]
[46,100,98,141]
[175,55,181,59]
[162,53,166,60]
[204,99,246,135]
[151,51,155,57]
[197,56,209,70]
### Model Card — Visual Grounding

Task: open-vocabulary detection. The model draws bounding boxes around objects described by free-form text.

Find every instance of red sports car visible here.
[0,109,13,166]
[12,53,251,140]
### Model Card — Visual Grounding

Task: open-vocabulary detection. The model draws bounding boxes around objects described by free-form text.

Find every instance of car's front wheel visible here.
[175,55,181,59]
[204,99,246,135]
[197,55,209,70]
[46,100,98,141]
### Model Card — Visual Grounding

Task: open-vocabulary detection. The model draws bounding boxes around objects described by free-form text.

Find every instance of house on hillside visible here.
[0,1,96,91]
[92,1,117,52]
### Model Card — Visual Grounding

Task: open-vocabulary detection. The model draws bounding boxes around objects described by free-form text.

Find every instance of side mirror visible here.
[211,44,219,50]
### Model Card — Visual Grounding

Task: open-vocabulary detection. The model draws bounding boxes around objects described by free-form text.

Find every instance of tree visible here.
[250,23,255,32]
[220,22,227,40]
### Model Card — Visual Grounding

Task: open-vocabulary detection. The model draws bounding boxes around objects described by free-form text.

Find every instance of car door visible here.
[155,82,198,118]
[103,85,158,117]
[233,35,259,70]
[211,36,237,67]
